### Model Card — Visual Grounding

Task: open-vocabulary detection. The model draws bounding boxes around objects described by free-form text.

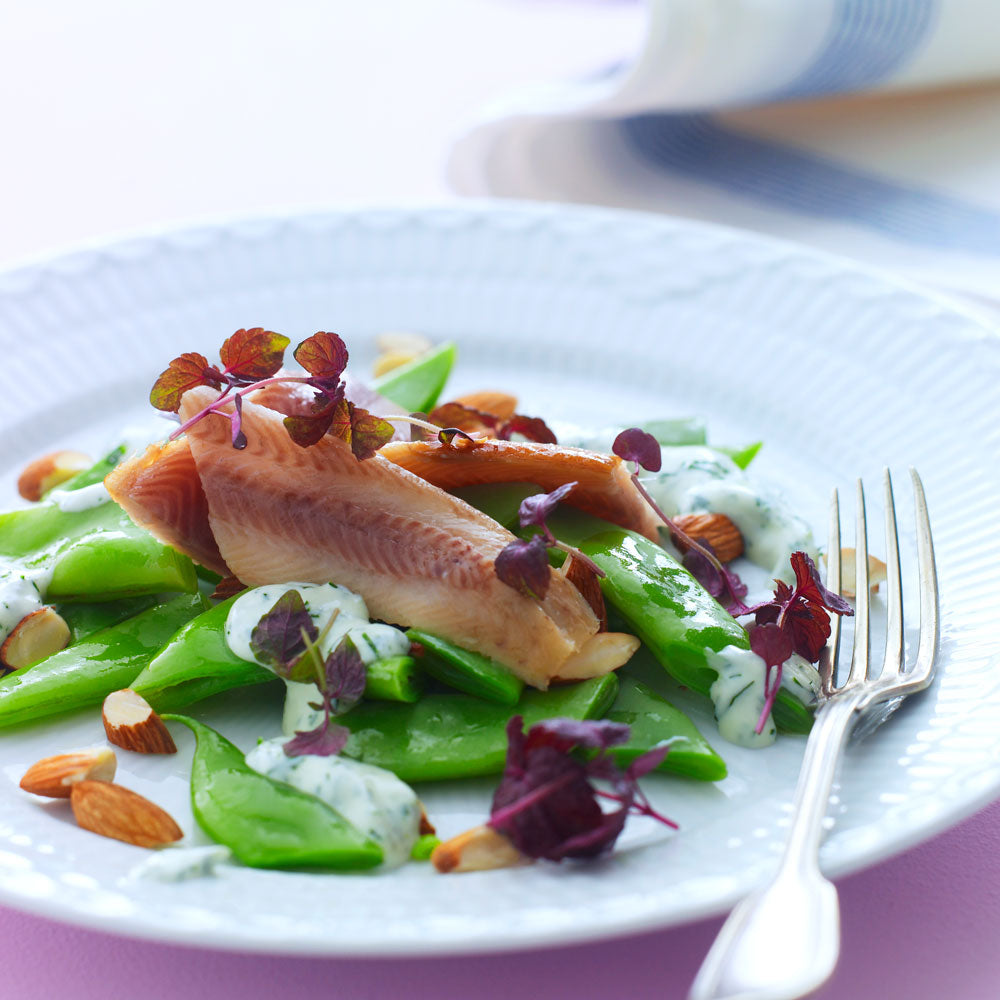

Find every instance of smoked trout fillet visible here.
[165,387,603,688]
[379,439,663,541]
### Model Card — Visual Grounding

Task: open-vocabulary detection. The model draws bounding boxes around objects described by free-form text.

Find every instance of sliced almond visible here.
[837,548,888,598]
[452,390,518,421]
[1,607,71,670]
[17,450,92,502]
[554,631,640,681]
[70,780,183,848]
[431,824,527,874]
[672,512,744,564]
[102,689,177,754]
[19,748,117,799]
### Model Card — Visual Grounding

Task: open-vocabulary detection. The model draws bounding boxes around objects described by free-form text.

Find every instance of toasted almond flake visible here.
[431,824,527,874]
[70,780,183,848]
[672,512,744,564]
[837,548,888,597]
[375,331,432,357]
[17,450,92,502]
[19,748,117,799]
[102,689,177,754]
[0,607,71,670]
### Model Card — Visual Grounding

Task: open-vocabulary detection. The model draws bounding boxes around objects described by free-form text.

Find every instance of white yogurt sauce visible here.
[127,845,232,883]
[709,645,821,748]
[0,558,54,644]
[224,582,410,735]
[246,738,420,868]
[47,482,111,513]
[640,446,818,580]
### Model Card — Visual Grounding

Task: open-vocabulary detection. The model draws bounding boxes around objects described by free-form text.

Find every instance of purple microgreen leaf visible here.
[249,589,318,676]
[323,634,367,714]
[293,331,349,380]
[210,575,247,601]
[626,742,672,779]
[347,405,395,460]
[749,621,794,669]
[427,401,497,433]
[488,716,676,861]
[284,722,350,758]
[230,393,247,449]
[494,534,552,600]
[612,428,662,473]
[219,328,290,381]
[437,426,475,447]
[792,551,854,617]
[518,482,576,537]
[496,414,558,444]
[149,352,222,412]
[283,391,342,448]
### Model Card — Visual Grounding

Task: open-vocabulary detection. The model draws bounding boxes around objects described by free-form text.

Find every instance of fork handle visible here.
[689,694,864,1000]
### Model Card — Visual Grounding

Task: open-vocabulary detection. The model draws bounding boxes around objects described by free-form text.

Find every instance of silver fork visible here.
[689,468,938,1000]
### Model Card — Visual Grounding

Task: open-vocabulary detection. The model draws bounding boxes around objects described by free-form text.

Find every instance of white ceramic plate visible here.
[0,204,998,956]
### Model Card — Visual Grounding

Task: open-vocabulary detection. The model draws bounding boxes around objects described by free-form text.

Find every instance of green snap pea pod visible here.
[640,418,707,446]
[0,594,205,728]
[547,510,813,735]
[132,596,274,712]
[339,673,618,782]
[717,441,763,470]
[411,834,440,861]
[407,628,523,705]
[606,677,726,781]
[371,342,456,412]
[364,655,423,703]
[134,598,423,711]
[451,482,539,530]
[51,445,126,494]
[57,594,165,642]
[164,715,383,870]
[0,499,197,601]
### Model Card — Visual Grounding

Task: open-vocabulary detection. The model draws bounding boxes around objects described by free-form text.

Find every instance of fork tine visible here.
[847,480,870,686]
[881,469,904,678]
[820,488,842,696]
[909,468,939,686]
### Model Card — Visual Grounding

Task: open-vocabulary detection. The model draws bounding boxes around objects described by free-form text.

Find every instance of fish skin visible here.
[178,387,602,688]
[379,438,663,541]
[105,438,229,576]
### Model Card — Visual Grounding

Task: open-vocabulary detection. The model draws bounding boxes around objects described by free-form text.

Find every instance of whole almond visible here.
[103,688,177,754]
[452,391,518,421]
[431,824,527,874]
[70,781,183,848]
[17,450,91,502]
[1,607,71,671]
[672,512,745,564]
[20,748,117,799]
[836,548,888,598]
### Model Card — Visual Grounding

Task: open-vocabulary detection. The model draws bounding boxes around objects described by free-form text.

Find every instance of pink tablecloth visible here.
[2,798,999,1000]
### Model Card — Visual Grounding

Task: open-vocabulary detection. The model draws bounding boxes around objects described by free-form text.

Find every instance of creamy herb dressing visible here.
[47,482,111,513]
[127,845,232,883]
[640,446,818,580]
[709,645,821,748]
[246,738,420,867]
[0,557,54,644]
[224,582,410,735]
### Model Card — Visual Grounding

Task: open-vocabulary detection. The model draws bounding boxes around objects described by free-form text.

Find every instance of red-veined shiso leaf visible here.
[249,589,318,676]
[518,482,576,536]
[210,576,247,601]
[150,352,220,412]
[497,414,558,444]
[219,328,290,380]
[283,408,335,448]
[487,716,676,862]
[285,723,350,758]
[347,406,395,460]
[612,427,662,473]
[791,550,853,617]
[437,427,476,447]
[293,331,349,380]
[427,402,497,433]
[494,534,551,599]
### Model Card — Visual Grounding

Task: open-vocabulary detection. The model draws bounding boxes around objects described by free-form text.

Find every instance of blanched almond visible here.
[373,332,432,376]
[431,824,527,874]
[554,631,640,681]
[452,391,518,421]
[672,512,744,564]
[838,548,888,598]
[17,450,91,502]
[70,780,183,848]
[102,689,177,754]
[1,607,71,670]
[19,748,117,798]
